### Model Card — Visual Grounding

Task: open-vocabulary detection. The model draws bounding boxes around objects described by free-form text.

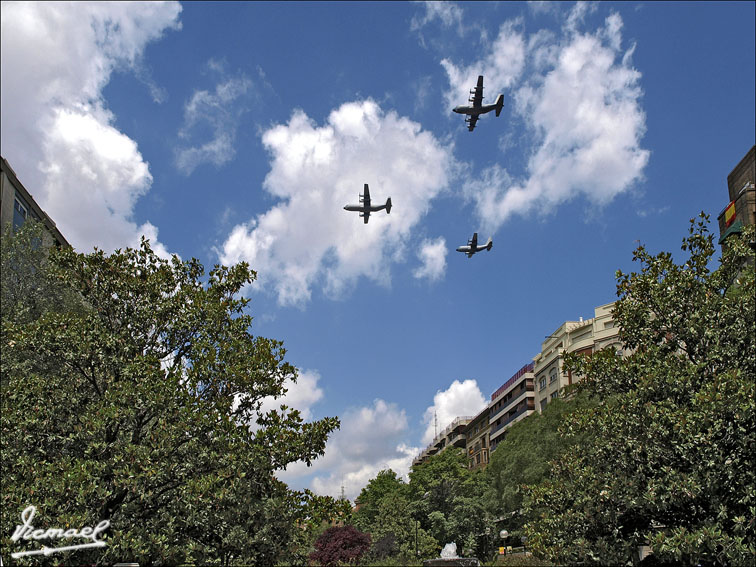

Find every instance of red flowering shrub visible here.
[309,525,372,566]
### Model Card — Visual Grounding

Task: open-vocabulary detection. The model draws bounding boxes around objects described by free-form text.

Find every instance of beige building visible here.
[533,303,622,412]
[465,407,491,470]
[412,304,622,469]
[1,156,69,248]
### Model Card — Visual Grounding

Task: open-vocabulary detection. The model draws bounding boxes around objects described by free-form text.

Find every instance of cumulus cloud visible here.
[413,237,447,281]
[0,1,181,253]
[254,368,324,426]
[440,20,527,112]
[442,7,649,235]
[175,66,253,175]
[421,379,487,445]
[277,399,419,501]
[220,100,454,307]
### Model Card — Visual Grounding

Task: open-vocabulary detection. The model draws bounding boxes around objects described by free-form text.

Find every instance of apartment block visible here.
[534,303,621,413]
[1,156,69,248]
[465,407,491,470]
[488,362,536,453]
[412,415,473,467]
[411,303,623,470]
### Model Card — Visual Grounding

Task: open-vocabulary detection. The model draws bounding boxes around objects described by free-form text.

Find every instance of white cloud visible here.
[0,1,181,253]
[440,20,527,112]
[175,70,253,175]
[410,1,464,33]
[527,1,560,17]
[413,237,447,281]
[421,379,487,445]
[257,368,324,424]
[443,9,648,234]
[219,100,455,307]
[277,399,419,501]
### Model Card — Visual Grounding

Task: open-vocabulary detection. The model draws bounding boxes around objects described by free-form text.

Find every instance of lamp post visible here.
[500,530,509,556]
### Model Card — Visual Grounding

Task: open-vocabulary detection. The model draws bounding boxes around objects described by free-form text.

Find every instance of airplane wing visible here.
[470,232,478,248]
[467,114,479,132]
[363,183,371,208]
[362,209,370,224]
[471,75,484,107]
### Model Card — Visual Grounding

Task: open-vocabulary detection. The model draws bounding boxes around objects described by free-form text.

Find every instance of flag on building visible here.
[724,201,737,227]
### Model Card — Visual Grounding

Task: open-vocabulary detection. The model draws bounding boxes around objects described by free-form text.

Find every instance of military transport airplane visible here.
[343,184,392,224]
[456,232,493,258]
[452,75,504,132]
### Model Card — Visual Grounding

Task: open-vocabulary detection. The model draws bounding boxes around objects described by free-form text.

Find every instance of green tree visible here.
[484,392,596,544]
[408,448,488,559]
[352,469,408,532]
[1,222,82,324]
[525,216,756,565]
[1,231,342,565]
[351,469,436,562]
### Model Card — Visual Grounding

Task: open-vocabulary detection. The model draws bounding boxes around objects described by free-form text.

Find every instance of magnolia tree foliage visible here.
[1,224,342,566]
[525,216,755,565]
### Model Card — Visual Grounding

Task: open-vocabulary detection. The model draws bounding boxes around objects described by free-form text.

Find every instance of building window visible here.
[540,399,548,411]
[539,377,546,390]
[13,197,28,230]
[549,367,558,384]
[551,391,560,400]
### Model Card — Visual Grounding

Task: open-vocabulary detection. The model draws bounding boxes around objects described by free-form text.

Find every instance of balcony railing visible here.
[491,362,534,401]
[489,389,534,424]
[489,400,535,439]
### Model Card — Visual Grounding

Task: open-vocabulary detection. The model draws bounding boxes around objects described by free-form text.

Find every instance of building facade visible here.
[1,156,69,248]
[465,407,491,470]
[488,362,536,453]
[533,302,622,413]
[412,303,623,469]
[412,415,473,467]
[718,145,755,246]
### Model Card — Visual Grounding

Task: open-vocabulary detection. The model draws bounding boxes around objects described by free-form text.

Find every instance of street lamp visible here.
[500,530,509,556]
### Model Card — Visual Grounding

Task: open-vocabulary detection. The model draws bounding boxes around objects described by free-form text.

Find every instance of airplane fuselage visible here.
[344,184,392,223]
[452,103,499,116]
[456,234,492,257]
[343,204,390,213]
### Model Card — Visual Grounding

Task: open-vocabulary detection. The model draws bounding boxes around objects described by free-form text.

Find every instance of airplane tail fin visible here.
[385,197,392,214]
[486,237,493,251]
[495,94,504,117]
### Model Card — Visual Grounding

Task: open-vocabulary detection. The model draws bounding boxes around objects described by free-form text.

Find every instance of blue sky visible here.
[2,1,754,500]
